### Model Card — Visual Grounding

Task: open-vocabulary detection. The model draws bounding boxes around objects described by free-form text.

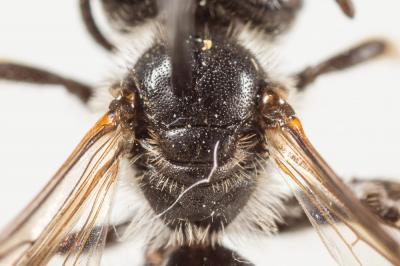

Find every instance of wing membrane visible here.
[266,117,400,265]
[0,111,126,265]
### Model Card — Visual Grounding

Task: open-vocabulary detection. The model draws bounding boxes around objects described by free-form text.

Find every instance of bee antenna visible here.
[335,0,355,18]
[160,0,195,98]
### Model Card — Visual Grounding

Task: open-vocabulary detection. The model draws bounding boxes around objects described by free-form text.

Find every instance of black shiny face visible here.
[126,36,267,229]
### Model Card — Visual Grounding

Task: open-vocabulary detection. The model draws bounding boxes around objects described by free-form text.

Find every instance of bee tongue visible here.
[160,0,195,98]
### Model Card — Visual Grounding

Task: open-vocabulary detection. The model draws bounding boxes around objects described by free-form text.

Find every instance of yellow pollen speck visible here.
[202,39,213,51]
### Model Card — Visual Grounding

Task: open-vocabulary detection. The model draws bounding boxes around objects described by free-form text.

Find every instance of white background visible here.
[0,1,399,265]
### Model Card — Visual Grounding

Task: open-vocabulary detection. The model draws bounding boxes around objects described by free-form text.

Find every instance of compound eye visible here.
[101,0,158,31]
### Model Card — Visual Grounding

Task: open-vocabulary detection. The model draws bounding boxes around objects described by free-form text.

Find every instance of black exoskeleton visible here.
[0,0,396,265]
[129,35,267,229]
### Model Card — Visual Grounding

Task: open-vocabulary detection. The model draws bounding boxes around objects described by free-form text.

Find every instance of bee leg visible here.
[350,178,400,229]
[0,62,93,103]
[80,0,116,52]
[294,39,388,90]
[145,245,254,266]
[277,197,308,232]
[57,221,130,254]
[278,178,400,232]
[144,246,175,266]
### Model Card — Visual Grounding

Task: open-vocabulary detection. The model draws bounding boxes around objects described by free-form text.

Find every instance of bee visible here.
[0,0,399,265]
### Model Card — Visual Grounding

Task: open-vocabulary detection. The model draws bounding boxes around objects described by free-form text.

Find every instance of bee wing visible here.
[0,111,127,265]
[266,117,400,266]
